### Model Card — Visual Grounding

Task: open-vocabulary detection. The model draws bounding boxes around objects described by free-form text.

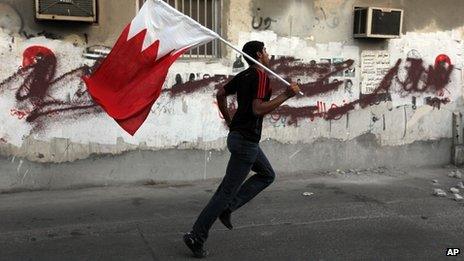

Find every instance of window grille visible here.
[137,0,222,59]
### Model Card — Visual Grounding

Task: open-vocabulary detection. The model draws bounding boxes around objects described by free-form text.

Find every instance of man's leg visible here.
[227,146,275,212]
[191,135,258,243]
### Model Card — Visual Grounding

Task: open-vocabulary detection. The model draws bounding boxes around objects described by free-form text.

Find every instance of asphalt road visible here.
[0,166,463,260]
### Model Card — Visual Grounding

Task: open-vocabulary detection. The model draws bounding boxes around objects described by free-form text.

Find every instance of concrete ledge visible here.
[0,134,451,192]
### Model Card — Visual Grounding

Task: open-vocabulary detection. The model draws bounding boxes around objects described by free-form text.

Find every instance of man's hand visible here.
[252,82,301,116]
[285,82,300,98]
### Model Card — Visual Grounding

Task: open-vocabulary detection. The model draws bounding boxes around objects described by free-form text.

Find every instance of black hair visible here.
[242,41,265,66]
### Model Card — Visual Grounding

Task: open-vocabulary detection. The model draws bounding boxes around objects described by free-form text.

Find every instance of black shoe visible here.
[183,232,208,258]
[219,209,233,230]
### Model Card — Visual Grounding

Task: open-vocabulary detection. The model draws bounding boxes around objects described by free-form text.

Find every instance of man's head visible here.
[242,41,269,66]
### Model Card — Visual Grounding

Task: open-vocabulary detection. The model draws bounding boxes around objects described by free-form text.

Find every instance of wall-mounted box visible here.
[35,0,97,22]
[353,6,403,38]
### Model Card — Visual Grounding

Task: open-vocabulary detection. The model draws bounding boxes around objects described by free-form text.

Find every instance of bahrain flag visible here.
[83,0,218,135]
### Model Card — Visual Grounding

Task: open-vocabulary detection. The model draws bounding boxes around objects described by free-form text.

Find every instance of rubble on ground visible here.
[454,194,463,201]
[433,188,447,197]
[324,167,402,177]
[430,168,464,201]
[449,170,462,179]
[457,181,464,189]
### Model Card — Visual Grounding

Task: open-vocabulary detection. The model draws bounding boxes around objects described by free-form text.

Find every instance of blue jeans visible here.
[192,131,275,243]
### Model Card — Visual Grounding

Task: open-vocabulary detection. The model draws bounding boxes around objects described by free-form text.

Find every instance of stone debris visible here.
[450,187,460,194]
[302,192,314,196]
[326,167,394,177]
[457,170,463,179]
[449,170,463,179]
[432,179,438,184]
[454,194,463,201]
[457,181,464,189]
[433,188,447,197]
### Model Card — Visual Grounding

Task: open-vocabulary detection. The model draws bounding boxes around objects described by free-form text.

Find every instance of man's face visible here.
[257,47,270,66]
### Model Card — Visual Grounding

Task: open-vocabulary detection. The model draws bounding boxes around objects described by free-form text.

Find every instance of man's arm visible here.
[216,87,232,126]
[252,83,300,116]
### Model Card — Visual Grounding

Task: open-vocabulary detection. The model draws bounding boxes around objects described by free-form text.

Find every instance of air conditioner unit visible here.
[353,7,403,38]
[35,0,97,22]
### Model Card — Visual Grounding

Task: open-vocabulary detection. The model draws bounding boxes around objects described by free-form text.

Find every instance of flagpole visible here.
[216,36,304,95]
[154,0,301,94]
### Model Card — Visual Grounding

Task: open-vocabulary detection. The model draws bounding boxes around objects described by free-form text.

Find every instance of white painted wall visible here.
[0,23,463,162]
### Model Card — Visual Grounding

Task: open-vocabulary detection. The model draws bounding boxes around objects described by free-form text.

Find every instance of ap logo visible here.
[446,248,460,256]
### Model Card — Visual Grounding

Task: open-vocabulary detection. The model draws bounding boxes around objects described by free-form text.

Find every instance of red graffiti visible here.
[268,58,354,96]
[425,97,450,109]
[270,101,346,124]
[435,54,451,67]
[270,112,282,122]
[167,75,228,97]
[396,55,453,96]
[16,46,57,104]
[272,105,318,126]
[2,47,450,131]
[277,56,453,124]
[160,55,454,126]
[326,59,402,121]
[0,46,101,129]
[165,58,354,99]
[269,57,354,79]
[10,108,31,120]
[170,58,387,125]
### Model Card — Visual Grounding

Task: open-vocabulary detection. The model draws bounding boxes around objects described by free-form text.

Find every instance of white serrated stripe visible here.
[127,0,217,60]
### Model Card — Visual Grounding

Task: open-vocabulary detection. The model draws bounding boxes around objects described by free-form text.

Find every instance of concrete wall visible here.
[248,0,464,43]
[0,0,135,46]
[0,0,463,192]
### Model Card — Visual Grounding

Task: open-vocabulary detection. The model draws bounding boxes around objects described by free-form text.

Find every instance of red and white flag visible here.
[83,0,218,135]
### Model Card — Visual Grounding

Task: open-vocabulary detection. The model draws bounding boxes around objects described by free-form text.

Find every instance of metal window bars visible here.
[84,0,221,60]
[157,0,221,59]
